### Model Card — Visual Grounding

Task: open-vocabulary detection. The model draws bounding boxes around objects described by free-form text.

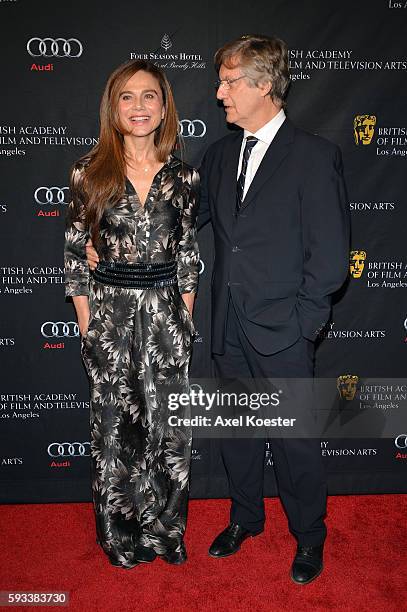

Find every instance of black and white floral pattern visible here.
[64,156,199,568]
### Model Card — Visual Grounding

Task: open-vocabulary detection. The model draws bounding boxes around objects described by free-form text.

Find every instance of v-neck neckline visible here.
[125,163,166,208]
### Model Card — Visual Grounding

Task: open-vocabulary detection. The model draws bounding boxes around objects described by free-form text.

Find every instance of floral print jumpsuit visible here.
[64,155,199,567]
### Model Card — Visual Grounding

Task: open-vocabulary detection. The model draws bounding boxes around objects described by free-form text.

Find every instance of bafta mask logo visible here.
[354,115,377,146]
[350,250,366,279]
[337,375,359,401]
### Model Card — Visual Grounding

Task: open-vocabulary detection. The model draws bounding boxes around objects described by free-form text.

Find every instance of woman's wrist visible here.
[72,296,90,335]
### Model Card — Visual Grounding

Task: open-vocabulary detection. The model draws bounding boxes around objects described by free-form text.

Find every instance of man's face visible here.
[216,58,268,130]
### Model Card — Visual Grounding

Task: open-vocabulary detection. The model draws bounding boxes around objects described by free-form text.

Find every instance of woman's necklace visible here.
[137,160,154,173]
[127,155,157,174]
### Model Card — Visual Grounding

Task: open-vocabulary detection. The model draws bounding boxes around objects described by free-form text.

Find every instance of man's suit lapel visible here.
[219,132,243,217]
[240,119,295,211]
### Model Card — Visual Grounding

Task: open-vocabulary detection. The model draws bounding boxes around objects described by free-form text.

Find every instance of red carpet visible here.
[0,496,405,611]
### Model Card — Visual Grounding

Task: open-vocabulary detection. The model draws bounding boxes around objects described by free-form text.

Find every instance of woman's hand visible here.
[73,296,91,337]
[86,239,99,271]
[78,315,90,338]
[181,292,195,317]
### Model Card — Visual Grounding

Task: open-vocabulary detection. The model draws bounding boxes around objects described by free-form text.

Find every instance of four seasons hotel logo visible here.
[349,250,366,278]
[161,34,172,51]
[130,33,206,70]
[337,375,359,401]
[353,115,377,145]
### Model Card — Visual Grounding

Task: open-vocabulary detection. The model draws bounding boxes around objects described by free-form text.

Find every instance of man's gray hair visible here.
[214,34,290,107]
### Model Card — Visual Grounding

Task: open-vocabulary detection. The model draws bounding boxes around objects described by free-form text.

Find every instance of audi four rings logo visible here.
[48,442,90,457]
[41,322,79,338]
[199,259,205,274]
[179,120,206,138]
[34,187,69,205]
[395,434,407,449]
[26,38,83,58]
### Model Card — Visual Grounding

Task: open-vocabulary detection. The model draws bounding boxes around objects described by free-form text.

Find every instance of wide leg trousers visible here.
[81,279,194,568]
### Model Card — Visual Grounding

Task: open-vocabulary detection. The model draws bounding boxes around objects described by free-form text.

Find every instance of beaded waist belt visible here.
[92,260,177,289]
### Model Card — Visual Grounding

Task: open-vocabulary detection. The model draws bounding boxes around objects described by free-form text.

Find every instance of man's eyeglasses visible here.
[215,75,246,90]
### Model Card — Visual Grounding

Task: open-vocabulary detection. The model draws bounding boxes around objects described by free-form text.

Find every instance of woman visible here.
[64,60,199,569]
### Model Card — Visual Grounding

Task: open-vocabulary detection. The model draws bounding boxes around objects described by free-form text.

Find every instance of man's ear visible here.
[258,79,272,97]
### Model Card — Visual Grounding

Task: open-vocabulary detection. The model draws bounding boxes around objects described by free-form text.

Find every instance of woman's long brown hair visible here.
[70,60,179,245]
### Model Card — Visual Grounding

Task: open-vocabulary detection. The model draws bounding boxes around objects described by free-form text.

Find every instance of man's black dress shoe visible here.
[209,523,261,558]
[290,543,324,585]
[160,542,187,565]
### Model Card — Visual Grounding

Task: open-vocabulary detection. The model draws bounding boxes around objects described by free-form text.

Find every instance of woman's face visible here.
[117,70,165,139]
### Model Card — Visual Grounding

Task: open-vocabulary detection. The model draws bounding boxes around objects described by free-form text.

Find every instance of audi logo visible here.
[41,321,79,338]
[34,187,69,205]
[27,37,83,58]
[179,119,206,138]
[395,434,407,449]
[404,317,407,332]
[48,442,90,457]
[199,259,205,275]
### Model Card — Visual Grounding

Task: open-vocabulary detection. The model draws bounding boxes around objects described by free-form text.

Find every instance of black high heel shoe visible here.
[109,545,156,568]
[133,544,157,563]
[160,542,187,565]
[97,537,156,566]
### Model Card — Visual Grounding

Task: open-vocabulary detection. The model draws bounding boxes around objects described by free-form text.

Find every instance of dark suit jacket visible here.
[198,118,350,355]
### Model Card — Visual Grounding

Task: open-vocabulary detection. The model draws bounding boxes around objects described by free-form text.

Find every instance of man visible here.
[86,34,349,584]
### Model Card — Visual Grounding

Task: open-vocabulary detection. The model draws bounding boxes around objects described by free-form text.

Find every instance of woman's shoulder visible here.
[169,155,198,182]
[70,156,92,186]
[72,155,91,173]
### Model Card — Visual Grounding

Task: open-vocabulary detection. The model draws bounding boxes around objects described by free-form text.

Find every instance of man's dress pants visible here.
[213,298,327,547]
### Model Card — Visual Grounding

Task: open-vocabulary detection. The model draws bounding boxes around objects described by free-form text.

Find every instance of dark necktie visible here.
[236,136,258,212]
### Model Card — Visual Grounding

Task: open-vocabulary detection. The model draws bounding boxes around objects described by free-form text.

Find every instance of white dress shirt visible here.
[237,109,286,199]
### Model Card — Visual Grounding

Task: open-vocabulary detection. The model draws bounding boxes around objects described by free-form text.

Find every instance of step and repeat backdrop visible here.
[1,0,406,502]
